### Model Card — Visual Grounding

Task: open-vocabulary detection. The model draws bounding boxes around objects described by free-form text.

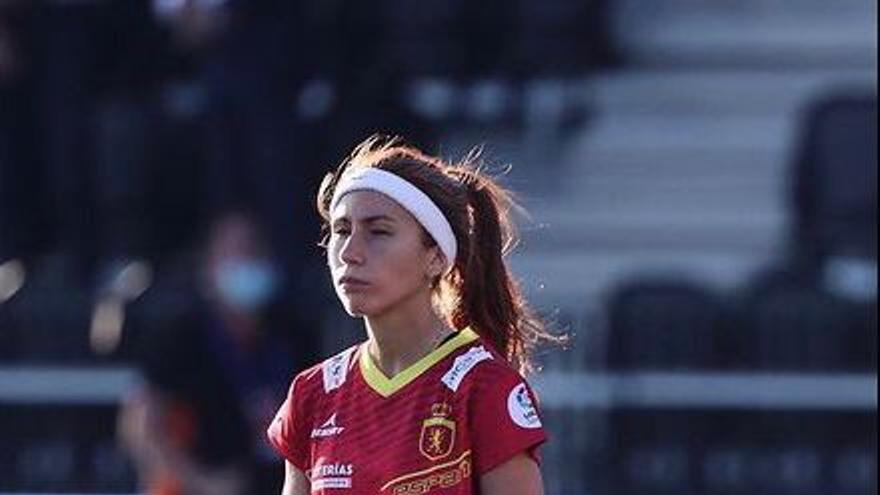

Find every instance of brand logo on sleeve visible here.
[323,348,355,393]
[441,345,492,392]
[507,383,542,429]
[311,412,345,439]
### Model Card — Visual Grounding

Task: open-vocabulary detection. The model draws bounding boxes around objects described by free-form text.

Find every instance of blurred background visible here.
[0,0,876,494]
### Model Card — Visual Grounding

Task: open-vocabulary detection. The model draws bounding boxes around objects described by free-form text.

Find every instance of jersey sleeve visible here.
[469,366,548,476]
[266,374,309,470]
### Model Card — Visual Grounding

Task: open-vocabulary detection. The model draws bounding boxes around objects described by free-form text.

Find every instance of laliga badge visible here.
[508,383,542,429]
[420,403,456,461]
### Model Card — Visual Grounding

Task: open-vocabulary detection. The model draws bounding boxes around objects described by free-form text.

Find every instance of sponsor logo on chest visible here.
[314,462,353,477]
[382,451,472,494]
[310,459,354,490]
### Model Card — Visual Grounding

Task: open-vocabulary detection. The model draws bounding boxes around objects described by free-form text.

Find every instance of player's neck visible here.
[364,295,450,378]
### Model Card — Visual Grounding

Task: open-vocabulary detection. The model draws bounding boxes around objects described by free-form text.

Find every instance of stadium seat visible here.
[832,447,877,495]
[0,404,134,492]
[740,270,876,371]
[11,286,94,363]
[606,279,729,370]
[732,92,877,372]
[701,410,870,495]
[608,410,705,495]
[701,444,754,494]
[90,440,135,492]
[791,93,877,267]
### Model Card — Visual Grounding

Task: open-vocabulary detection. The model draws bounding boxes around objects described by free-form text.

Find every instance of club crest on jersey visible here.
[419,403,455,461]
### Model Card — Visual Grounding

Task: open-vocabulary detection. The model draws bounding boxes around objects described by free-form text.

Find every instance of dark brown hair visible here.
[317,136,562,374]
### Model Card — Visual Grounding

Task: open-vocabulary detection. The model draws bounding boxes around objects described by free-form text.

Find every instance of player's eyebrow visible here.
[360,214,396,224]
[331,214,397,227]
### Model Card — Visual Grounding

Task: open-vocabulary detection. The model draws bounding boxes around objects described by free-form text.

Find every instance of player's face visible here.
[327,191,444,317]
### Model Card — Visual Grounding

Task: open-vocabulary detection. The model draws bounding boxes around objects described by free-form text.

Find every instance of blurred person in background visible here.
[119,209,319,495]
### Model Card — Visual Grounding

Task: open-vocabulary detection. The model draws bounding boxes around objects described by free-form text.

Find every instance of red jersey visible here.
[267,327,547,494]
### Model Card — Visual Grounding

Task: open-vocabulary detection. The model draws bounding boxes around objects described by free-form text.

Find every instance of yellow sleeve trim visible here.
[360,327,479,398]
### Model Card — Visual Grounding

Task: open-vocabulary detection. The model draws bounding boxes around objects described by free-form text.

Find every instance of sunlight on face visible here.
[327,191,442,318]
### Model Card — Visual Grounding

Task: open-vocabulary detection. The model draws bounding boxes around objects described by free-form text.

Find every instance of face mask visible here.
[215,259,279,311]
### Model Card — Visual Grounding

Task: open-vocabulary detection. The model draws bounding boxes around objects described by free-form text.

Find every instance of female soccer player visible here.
[268,136,558,494]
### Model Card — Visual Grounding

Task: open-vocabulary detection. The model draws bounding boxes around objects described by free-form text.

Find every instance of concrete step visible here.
[616,0,873,18]
[569,175,783,195]
[551,181,782,213]
[528,184,786,220]
[517,115,791,255]
[518,211,783,253]
[587,69,877,116]
[510,249,770,306]
[522,192,785,248]
[613,13,877,68]
[552,155,787,210]
[563,114,795,154]
[555,147,788,187]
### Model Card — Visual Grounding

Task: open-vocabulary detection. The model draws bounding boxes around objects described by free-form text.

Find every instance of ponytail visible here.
[445,166,560,375]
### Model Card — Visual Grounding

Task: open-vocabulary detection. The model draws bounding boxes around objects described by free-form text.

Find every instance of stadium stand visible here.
[0,0,876,494]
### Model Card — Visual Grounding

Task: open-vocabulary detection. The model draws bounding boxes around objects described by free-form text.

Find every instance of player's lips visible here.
[338,275,370,290]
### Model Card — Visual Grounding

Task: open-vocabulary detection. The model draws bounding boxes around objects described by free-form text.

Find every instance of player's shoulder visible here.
[443,338,544,430]
[440,338,524,394]
[292,343,361,396]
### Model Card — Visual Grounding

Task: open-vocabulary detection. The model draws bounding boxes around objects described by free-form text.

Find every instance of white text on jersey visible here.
[442,345,493,392]
[311,412,345,439]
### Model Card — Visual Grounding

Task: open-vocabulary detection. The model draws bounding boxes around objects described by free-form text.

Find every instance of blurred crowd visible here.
[0,0,613,292]
[2,0,362,288]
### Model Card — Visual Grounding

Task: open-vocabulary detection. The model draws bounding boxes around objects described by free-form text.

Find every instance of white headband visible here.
[330,168,458,274]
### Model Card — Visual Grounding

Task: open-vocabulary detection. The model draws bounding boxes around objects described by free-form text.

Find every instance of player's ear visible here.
[424,245,446,281]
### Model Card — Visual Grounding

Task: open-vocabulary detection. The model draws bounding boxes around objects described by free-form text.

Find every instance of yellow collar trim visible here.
[360,327,479,398]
